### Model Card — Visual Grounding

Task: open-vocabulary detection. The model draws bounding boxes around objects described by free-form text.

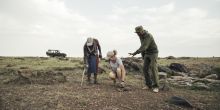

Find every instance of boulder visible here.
[168,96,193,108]
[169,63,188,73]
[122,58,143,73]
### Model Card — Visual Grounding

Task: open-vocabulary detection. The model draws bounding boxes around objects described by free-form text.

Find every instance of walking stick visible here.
[81,67,86,86]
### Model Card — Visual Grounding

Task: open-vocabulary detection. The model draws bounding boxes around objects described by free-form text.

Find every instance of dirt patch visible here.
[53,67,82,71]
[4,70,67,85]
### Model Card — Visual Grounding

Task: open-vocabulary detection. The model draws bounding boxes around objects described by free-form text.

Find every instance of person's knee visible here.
[117,68,121,72]
[109,72,116,80]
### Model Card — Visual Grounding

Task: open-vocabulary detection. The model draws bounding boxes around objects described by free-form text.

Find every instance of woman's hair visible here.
[113,49,117,56]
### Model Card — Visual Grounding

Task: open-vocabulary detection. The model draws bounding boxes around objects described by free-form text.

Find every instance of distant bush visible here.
[166,56,176,59]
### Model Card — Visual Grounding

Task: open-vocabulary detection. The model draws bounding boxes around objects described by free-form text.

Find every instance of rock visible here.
[116,87,132,92]
[134,75,143,79]
[168,76,194,87]
[158,66,173,74]
[205,74,218,80]
[188,63,213,78]
[192,82,210,90]
[159,72,167,79]
[122,58,143,73]
[168,96,193,108]
[159,72,170,91]
[173,72,188,77]
[193,78,220,84]
[169,63,188,73]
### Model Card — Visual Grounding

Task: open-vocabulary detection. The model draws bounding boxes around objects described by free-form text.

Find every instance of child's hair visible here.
[113,49,117,56]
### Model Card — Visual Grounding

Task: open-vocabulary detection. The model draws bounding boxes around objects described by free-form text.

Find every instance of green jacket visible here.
[134,31,158,57]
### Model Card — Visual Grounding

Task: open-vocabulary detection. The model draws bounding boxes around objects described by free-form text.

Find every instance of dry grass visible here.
[0,57,220,110]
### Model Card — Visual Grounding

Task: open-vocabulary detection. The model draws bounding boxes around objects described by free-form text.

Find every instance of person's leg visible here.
[94,73,98,84]
[117,68,126,82]
[87,57,92,84]
[116,68,125,87]
[143,56,152,89]
[89,55,97,84]
[116,68,122,81]
[87,73,91,83]
[109,71,116,85]
[149,54,159,92]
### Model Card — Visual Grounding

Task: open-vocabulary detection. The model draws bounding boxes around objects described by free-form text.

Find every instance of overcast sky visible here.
[0,0,220,57]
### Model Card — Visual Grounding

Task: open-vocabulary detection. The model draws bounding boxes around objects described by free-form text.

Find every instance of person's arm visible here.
[83,44,88,65]
[95,39,102,58]
[133,34,152,56]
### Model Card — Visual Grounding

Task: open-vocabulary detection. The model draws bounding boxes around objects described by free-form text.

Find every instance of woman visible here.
[83,37,102,84]
[106,50,126,87]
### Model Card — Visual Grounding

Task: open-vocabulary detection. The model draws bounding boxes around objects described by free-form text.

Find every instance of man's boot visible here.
[94,73,99,84]
[87,74,91,84]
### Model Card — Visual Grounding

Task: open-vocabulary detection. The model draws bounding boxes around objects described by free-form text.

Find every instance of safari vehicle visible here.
[46,49,67,57]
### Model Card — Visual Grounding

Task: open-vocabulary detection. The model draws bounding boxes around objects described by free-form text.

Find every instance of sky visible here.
[0,0,220,57]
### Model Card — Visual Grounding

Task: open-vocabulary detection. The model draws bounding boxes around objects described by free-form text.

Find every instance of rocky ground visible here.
[0,57,220,110]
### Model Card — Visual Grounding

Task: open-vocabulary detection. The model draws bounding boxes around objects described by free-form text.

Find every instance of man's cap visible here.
[105,51,114,60]
[135,25,144,33]
[86,37,93,46]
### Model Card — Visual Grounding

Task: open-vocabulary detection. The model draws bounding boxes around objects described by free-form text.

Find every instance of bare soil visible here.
[0,57,220,110]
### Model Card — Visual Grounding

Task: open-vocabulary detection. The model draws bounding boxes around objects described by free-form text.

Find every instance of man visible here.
[83,37,102,84]
[129,26,159,93]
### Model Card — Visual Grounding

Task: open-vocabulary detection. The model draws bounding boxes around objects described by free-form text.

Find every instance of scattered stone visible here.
[160,84,170,91]
[168,96,193,108]
[205,74,218,80]
[188,63,213,78]
[158,66,173,75]
[192,82,210,90]
[173,72,188,77]
[116,86,132,92]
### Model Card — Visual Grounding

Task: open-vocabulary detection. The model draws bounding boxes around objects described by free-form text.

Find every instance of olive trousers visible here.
[143,53,159,88]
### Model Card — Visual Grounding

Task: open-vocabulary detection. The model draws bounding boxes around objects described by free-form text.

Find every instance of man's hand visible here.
[128,53,135,57]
